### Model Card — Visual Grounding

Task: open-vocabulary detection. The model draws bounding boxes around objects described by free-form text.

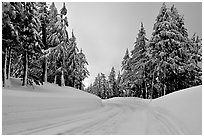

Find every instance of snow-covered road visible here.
[3,80,201,135]
[4,98,188,135]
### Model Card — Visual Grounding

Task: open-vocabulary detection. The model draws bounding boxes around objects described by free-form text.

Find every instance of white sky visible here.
[51,2,202,87]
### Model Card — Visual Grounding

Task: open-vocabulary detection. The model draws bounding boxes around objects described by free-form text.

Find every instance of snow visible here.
[2,78,102,134]
[150,85,202,135]
[2,78,202,135]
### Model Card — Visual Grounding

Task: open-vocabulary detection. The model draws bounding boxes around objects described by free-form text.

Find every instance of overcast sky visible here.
[52,2,202,87]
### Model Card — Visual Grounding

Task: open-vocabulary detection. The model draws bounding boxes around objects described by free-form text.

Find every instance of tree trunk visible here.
[151,73,154,100]
[61,69,65,86]
[42,57,48,82]
[163,84,166,96]
[54,75,57,84]
[42,22,48,83]
[72,76,75,88]
[3,48,7,87]
[22,51,28,86]
[6,48,12,87]
[7,48,12,79]
[79,80,82,90]
[145,82,148,99]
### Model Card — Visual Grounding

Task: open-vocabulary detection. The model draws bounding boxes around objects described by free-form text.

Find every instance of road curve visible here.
[8,98,188,135]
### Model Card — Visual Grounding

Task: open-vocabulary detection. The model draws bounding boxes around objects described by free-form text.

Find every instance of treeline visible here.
[85,3,202,99]
[86,67,123,99]
[2,2,89,90]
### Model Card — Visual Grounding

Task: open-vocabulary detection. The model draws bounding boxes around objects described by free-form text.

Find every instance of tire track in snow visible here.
[9,105,112,135]
[71,103,134,135]
[146,107,190,135]
[8,99,189,135]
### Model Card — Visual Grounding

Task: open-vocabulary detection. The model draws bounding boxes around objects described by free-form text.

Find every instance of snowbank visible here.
[2,78,102,134]
[2,78,202,135]
[151,86,202,135]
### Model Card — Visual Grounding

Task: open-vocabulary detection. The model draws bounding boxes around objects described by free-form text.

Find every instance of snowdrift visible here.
[151,85,202,135]
[2,78,102,134]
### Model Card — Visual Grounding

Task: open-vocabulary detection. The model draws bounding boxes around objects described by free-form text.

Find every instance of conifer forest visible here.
[2,2,202,99]
[2,2,89,89]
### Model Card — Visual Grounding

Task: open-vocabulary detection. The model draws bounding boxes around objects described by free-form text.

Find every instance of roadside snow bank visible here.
[2,78,102,134]
[151,86,202,135]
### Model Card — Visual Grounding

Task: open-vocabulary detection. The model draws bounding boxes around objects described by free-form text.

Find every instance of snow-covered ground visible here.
[2,78,202,135]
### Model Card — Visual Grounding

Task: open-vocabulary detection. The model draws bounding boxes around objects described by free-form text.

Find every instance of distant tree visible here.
[116,71,123,97]
[85,73,109,99]
[108,67,117,97]
[100,73,109,99]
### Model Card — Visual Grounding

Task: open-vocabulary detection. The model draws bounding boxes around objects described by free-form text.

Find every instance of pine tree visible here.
[121,49,131,71]
[75,49,89,90]
[190,34,202,66]
[18,2,42,86]
[2,2,44,87]
[148,3,202,98]
[2,2,91,90]
[2,2,19,87]
[68,30,79,88]
[108,67,117,97]
[130,22,149,98]
[92,73,102,98]
[100,73,109,99]
[46,2,69,86]
[121,49,131,96]
[37,2,50,83]
[148,3,176,97]
[116,71,123,97]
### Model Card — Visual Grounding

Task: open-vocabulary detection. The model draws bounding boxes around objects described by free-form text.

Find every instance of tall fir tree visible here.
[108,67,117,97]
[116,71,123,97]
[148,3,202,98]
[130,22,149,98]
[37,2,50,83]
[121,49,132,96]
[75,49,89,90]
[2,2,20,87]
[100,73,109,99]
[46,2,69,86]
[68,30,79,88]
[18,2,42,86]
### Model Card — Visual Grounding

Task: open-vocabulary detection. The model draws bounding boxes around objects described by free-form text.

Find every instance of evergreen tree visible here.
[121,49,131,96]
[18,2,42,86]
[2,2,20,87]
[46,2,69,86]
[108,67,117,97]
[75,49,89,90]
[86,72,110,99]
[130,22,149,98]
[121,49,131,71]
[92,73,102,98]
[116,71,123,97]
[2,2,90,90]
[67,30,79,88]
[37,2,50,83]
[148,3,202,98]
[2,2,43,87]
[100,73,109,99]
